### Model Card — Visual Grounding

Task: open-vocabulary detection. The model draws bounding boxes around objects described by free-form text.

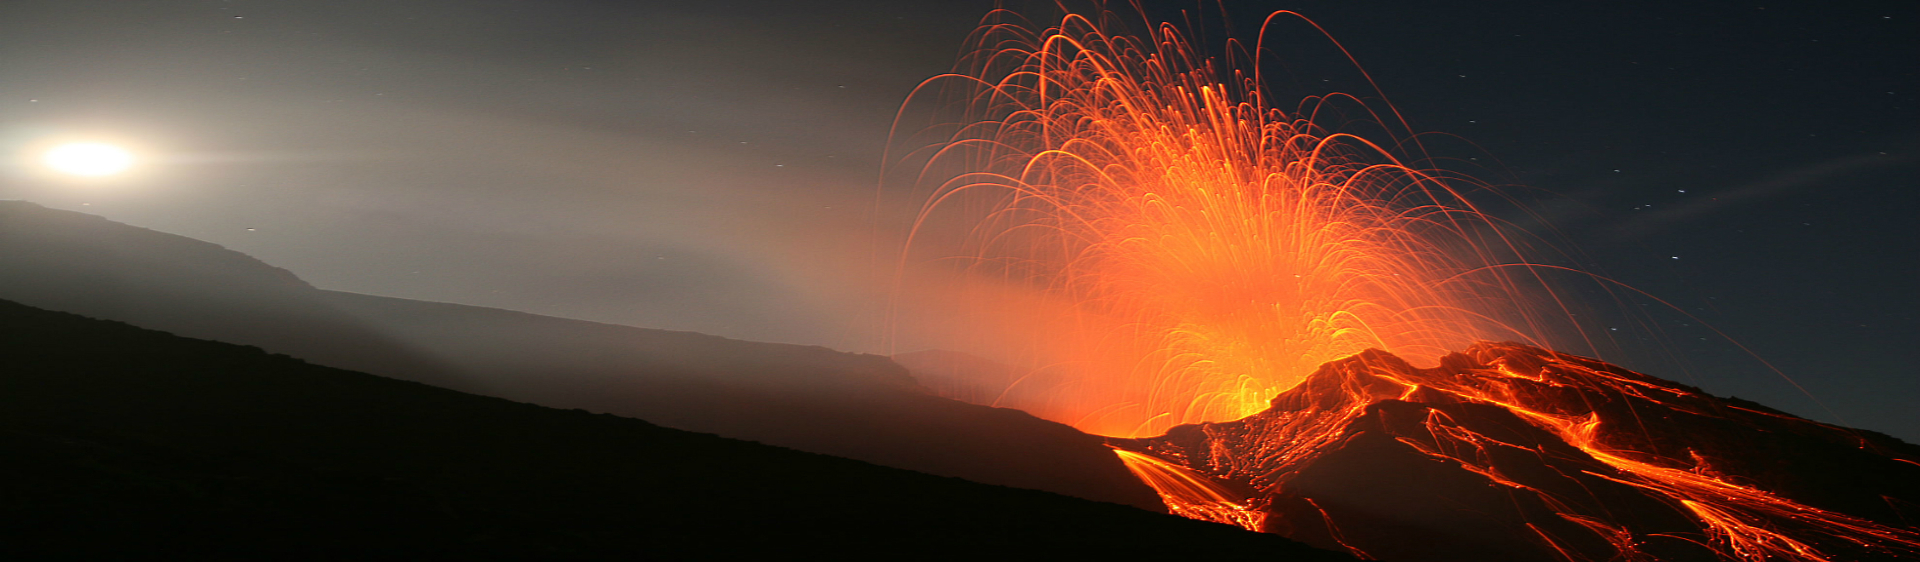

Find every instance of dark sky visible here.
[1,1,1914,439]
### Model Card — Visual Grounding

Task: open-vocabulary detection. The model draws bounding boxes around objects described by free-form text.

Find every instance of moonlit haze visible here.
[42,142,133,177]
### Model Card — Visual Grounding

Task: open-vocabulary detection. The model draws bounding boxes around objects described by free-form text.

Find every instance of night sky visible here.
[2,1,1914,439]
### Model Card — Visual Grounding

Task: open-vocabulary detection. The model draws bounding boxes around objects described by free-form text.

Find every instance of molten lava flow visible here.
[1112,448,1264,532]
[1457,355,1920,562]
[895,11,1560,438]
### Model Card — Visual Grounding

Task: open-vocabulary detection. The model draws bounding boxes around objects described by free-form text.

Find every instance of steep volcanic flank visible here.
[1111,343,1920,562]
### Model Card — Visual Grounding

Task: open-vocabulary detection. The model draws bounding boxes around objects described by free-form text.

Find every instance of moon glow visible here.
[44,142,134,176]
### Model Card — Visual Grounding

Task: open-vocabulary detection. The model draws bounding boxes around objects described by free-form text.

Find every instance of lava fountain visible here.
[890,10,1570,438]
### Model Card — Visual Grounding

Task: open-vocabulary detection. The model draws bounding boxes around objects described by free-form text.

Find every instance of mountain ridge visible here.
[0,199,1160,510]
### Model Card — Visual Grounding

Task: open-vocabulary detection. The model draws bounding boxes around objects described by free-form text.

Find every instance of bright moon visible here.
[44,142,134,176]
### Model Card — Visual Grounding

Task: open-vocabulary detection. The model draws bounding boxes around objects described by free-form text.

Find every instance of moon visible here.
[44,142,135,176]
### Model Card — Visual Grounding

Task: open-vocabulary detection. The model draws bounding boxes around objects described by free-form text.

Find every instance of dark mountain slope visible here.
[892,349,1026,407]
[0,200,1159,510]
[0,297,1351,560]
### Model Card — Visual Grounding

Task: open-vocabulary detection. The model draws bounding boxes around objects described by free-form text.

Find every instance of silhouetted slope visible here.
[892,349,1026,406]
[0,298,1354,560]
[317,290,1162,510]
[1116,343,1920,562]
[0,200,1160,510]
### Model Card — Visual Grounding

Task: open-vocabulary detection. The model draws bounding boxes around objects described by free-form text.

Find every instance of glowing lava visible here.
[1112,448,1265,532]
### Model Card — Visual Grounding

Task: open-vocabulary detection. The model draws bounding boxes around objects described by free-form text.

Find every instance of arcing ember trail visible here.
[893,8,1920,562]
[896,9,1556,439]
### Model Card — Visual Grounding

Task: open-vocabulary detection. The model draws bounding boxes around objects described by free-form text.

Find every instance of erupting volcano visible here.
[891,8,1920,562]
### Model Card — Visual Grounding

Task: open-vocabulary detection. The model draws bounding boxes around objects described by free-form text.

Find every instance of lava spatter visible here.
[893,9,1567,439]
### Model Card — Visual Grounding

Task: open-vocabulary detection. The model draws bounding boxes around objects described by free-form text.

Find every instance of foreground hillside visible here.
[0,298,1350,559]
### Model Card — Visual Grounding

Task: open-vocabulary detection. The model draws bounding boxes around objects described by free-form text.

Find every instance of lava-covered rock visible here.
[1114,343,1920,562]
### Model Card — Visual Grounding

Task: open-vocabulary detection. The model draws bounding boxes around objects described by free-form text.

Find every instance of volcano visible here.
[881,10,1920,560]
[1097,343,1920,561]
